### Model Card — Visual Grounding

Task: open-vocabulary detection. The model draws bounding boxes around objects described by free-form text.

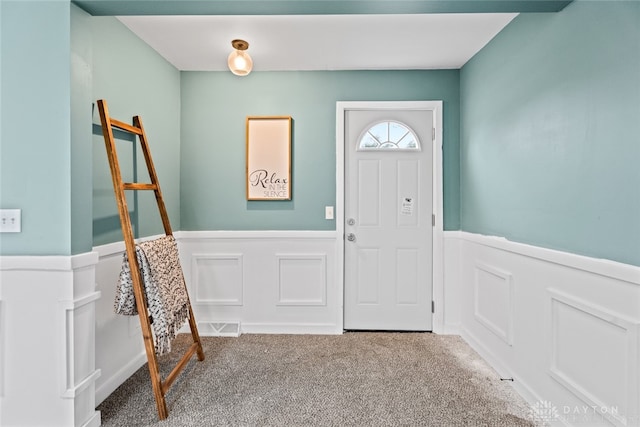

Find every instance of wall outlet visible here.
[325,206,334,220]
[0,209,21,233]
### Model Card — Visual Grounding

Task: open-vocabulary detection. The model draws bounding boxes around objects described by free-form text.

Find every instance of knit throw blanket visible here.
[114,235,190,356]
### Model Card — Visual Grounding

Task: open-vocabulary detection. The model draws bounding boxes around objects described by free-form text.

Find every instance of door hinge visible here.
[432,214,435,227]
[431,300,435,314]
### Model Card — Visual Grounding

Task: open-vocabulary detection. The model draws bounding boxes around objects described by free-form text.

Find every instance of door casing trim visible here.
[336,101,444,333]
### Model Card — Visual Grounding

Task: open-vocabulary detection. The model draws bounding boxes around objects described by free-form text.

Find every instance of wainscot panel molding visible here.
[59,292,102,399]
[192,253,245,305]
[276,253,327,306]
[549,288,639,427]
[447,231,640,427]
[0,252,101,427]
[473,262,514,346]
[176,231,341,335]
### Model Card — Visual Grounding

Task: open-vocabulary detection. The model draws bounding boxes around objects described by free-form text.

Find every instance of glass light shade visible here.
[227,50,253,76]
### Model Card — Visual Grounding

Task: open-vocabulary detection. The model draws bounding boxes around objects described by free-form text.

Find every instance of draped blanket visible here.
[114,235,190,356]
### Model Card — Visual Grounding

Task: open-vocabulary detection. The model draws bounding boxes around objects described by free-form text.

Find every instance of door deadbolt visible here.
[347,218,355,226]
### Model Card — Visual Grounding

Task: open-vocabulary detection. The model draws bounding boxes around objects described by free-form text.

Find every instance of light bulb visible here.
[227,40,253,76]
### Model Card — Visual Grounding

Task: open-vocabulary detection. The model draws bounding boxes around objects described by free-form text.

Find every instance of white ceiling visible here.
[117,13,518,71]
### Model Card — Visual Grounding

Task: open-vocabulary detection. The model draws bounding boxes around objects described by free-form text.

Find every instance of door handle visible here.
[346,233,356,242]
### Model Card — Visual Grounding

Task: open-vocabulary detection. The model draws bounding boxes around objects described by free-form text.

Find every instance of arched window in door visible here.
[357,120,421,151]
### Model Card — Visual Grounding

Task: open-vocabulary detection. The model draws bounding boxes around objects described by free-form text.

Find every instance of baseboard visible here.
[440,322,461,335]
[95,351,146,405]
[81,411,101,427]
[241,322,342,335]
[459,326,513,380]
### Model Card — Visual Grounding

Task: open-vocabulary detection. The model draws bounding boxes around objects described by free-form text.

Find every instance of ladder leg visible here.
[146,345,169,420]
[187,305,205,361]
[131,255,171,420]
[135,112,205,364]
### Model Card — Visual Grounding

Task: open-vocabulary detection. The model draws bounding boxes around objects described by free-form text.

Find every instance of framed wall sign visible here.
[246,116,292,200]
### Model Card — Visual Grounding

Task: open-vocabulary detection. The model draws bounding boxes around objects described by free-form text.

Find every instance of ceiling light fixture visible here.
[227,39,253,76]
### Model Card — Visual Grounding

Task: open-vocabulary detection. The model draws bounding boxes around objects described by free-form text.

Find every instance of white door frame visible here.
[335,101,444,333]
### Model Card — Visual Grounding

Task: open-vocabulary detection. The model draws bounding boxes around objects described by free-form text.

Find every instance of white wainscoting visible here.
[445,231,640,427]
[94,229,640,425]
[0,253,101,427]
[177,231,341,335]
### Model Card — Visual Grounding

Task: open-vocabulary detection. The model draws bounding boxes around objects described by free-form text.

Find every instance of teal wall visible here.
[460,0,640,265]
[0,1,76,255]
[91,16,181,246]
[71,3,94,254]
[180,70,460,231]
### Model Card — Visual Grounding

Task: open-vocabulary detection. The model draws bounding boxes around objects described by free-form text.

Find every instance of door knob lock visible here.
[346,233,356,242]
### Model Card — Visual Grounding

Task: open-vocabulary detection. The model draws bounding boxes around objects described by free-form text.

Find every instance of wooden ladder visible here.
[96,99,204,420]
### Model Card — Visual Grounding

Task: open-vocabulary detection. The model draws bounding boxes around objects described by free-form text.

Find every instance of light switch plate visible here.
[0,209,21,233]
[325,206,334,220]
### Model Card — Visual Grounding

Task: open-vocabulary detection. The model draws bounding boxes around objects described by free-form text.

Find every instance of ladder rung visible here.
[161,342,199,395]
[110,118,143,135]
[123,183,157,191]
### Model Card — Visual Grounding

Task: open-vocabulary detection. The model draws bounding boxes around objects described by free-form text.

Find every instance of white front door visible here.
[343,106,434,331]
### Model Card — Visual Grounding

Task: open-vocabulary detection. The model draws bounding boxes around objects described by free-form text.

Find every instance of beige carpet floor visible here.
[98,332,537,426]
